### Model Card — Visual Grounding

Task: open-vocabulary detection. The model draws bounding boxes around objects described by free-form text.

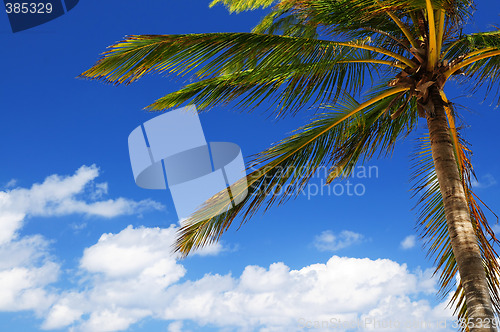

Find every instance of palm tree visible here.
[80,0,500,330]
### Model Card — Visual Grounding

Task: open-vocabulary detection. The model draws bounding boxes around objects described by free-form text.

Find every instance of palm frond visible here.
[443,30,500,60]
[250,0,471,65]
[265,0,411,43]
[250,0,412,66]
[80,33,412,115]
[175,87,410,255]
[372,0,474,26]
[324,89,418,181]
[380,3,419,49]
[211,0,475,27]
[442,30,500,103]
[146,53,405,113]
[252,2,318,39]
[209,0,276,13]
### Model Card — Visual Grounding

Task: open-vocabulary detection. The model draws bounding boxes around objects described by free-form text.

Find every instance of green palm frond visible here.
[443,30,500,60]
[442,30,500,104]
[146,50,405,113]
[251,0,411,57]
[253,0,474,41]
[209,0,276,13]
[210,0,476,25]
[323,90,418,182]
[254,0,420,56]
[80,33,411,115]
[371,0,475,25]
[252,2,318,39]
[249,0,478,73]
[175,87,411,255]
[411,132,500,329]
[273,0,403,38]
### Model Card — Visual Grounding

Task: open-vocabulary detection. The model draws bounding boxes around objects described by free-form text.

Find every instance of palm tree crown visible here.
[81,0,500,330]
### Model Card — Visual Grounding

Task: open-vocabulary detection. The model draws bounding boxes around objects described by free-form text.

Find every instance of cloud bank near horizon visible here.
[0,166,454,331]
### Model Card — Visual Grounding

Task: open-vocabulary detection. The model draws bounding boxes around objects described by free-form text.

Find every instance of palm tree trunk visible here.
[426,86,496,332]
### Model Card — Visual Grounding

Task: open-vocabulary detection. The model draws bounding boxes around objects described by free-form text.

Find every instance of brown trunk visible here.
[426,86,496,332]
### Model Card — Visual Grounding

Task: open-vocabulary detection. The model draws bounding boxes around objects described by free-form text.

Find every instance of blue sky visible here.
[0,1,499,331]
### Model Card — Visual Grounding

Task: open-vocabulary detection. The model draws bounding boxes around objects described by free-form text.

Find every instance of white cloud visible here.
[157,257,451,331]
[0,235,59,314]
[167,321,184,332]
[3,179,17,188]
[191,241,225,256]
[0,165,165,327]
[401,235,417,250]
[41,224,226,331]
[80,309,151,332]
[70,222,87,232]
[0,166,455,332]
[314,230,364,251]
[90,182,109,200]
[42,303,84,330]
[471,173,497,189]
[44,237,451,332]
[80,225,186,281]
[0,210,25,244]
[493,224,500,235]
[0,165,164,245]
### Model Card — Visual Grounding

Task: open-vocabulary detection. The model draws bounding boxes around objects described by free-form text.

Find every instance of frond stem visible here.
[362,27,411,51]
[426,0,438,70]
[464,47,495,59]
[443,49,500,79]
[337,59,406,69]
[334,42,416,68]
[375,0,418,49]
[436,9,445,59]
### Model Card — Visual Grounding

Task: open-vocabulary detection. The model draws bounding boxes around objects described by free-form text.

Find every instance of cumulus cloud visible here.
[80,225,186,280]
[314,230,364,251]
[0,166,165,327]
[0,165,164,245]
[157,258,451,331]
[0,234,59,316]
[42,224,227,331]
[42,303,84,330]
[44,237,452,332]
[0,166,455,332]
[167,321,185,332]
[80,309,151,332]
[401,235,417,250]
